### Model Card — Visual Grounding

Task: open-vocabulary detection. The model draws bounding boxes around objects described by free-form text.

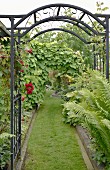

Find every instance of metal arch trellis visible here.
[0,3,110,170]
[29,27,89,44]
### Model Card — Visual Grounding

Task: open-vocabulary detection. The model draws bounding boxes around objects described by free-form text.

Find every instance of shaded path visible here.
[23,91,87,170]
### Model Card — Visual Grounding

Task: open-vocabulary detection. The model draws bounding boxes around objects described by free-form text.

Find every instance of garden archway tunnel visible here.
[0,3,110,170]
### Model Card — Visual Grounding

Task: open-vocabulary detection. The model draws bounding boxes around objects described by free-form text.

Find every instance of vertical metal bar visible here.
[17,29,21,94]
[99,52,101,72]
[57,6,61,16]
[34,13,36,24]
[93,44,96,70]
[97,54,98,70]
[18,29,21,94]
[16,104,18,156]
[102,55,105,74]
[18,94,21,153]
[18,29,21,44]
[17,30,22,155]
[14,105,15,159]
[10,17,15,170]
[105,16,109,79]
[102,38,105,75]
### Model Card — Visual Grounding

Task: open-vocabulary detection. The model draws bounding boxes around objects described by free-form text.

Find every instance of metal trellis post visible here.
[10,17,15,170]
[105,16,109,80]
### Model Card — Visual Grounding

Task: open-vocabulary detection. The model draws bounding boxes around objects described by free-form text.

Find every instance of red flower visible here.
[20,69,24,73]
[19,60,24,66]
[27,89,33,94]
[26,49,33,54]
[25,82,34,95]
[21,96,25,101]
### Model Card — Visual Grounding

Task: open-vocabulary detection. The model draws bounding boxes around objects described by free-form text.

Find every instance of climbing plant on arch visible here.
[20,40,84,110]
[0,3,110,170]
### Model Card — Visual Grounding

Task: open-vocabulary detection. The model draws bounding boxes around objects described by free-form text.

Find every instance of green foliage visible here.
[19,50,46,109]
[0,133,14,169]
[89,1,109,72]
[0,38,11,169]
[37,25,92,68]
[20,40,85,110]
[0,33,85,167]
[32,41,84,76]
[96,1,109,13]
[62,70,110,168]
[0,1,109,168]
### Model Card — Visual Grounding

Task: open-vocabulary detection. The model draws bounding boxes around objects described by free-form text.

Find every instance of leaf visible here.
[66,92,74,98]
[0,71,2,77]
[0,133,15,139]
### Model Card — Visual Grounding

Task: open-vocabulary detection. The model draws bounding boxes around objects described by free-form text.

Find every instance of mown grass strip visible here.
[23,91,87,170]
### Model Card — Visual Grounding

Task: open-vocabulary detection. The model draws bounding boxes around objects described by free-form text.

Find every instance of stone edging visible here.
[76,125,105,170]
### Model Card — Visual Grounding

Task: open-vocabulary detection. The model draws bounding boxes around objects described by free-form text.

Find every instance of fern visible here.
[66,100,110,162]
[86,115,110,162]
[63,70,110,166]
[89,71,110,119]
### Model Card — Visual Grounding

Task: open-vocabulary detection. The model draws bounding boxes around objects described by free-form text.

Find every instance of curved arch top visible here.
[28,27,90,44]
[20,15,100,38]
[14,3,105,29]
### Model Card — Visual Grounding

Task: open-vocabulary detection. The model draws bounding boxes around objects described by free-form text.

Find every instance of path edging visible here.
[76,125,105,170]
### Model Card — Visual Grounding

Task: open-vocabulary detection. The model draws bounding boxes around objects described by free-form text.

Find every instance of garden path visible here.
[22,91,88,170]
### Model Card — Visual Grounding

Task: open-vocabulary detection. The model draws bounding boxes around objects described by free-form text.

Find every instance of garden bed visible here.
[4,108,39,170]
[14,109,38,170]
[76,125,105,170]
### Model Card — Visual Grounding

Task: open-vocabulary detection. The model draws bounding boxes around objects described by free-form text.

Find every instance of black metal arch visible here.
[19,15,102,38]
[14,3,105,28]
[55,18,92,36]
[0,3,110,170]
[29,27,89,44]
[11,18,92,36]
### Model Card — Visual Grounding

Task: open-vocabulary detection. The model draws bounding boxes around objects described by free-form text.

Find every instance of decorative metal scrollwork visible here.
[11,4,105,39]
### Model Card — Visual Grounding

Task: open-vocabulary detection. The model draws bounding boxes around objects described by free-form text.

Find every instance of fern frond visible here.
[89,71,110,118]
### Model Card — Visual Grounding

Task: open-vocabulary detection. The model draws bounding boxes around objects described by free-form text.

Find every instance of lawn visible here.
[23,91,87,170]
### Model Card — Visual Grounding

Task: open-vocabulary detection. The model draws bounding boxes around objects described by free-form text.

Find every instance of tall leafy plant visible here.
[19,40,85,110]
[62,70,110,168]
[0,38,11,169]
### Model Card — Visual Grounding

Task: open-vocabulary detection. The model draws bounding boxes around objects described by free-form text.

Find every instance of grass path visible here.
[23,91,87,170]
